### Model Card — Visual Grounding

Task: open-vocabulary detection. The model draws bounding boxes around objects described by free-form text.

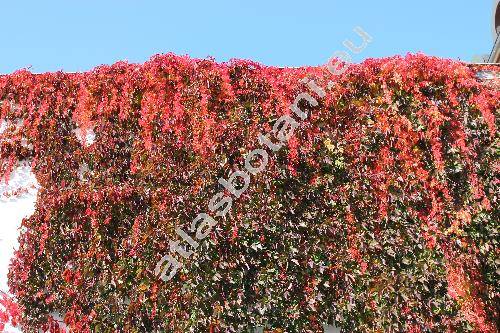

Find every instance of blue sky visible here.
[0,1,495,74]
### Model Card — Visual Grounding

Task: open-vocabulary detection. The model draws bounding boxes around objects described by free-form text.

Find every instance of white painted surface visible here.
[0,164,38,333]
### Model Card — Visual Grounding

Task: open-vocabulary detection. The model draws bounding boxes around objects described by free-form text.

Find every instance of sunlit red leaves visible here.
[0,53,498,332]
[0,292,21,331]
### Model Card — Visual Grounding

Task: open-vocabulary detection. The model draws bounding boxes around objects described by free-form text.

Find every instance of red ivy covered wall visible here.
[0,54,498,332]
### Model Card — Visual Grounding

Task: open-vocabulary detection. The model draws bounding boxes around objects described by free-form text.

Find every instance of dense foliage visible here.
[0,54,498,332]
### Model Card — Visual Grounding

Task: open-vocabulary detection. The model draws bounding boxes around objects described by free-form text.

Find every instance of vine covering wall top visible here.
[0,54,498,332]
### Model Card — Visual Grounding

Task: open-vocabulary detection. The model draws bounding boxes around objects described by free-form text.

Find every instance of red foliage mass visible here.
[0,54,498,332]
